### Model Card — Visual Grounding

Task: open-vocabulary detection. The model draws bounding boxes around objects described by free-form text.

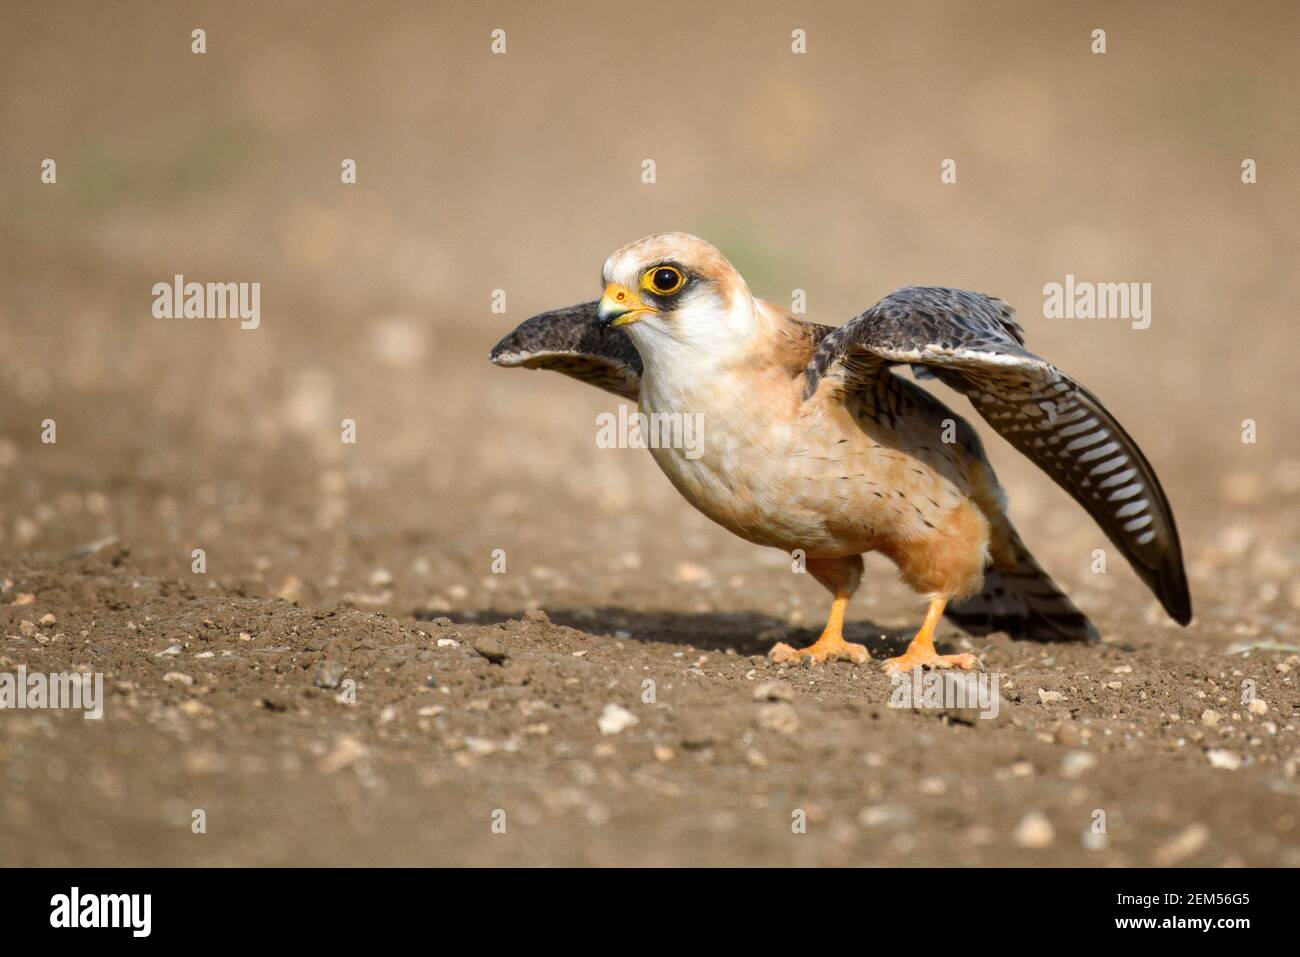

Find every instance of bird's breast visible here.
[634,359,984,560]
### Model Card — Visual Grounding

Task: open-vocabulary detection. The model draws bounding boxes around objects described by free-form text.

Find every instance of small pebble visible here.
[597,703,638,735]
[312,660,346,689]
[752,680,794,702]
[1014,811,1056,848]
[473,636,509,664]
[756,702,799,734]
[1153,823,1209,865]
[1060,751,1097,779]
[1206,748,1242,770]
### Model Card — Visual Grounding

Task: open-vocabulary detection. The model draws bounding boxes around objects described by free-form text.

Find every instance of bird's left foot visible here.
[768,633,870,666]
[879,595,978,674]
[880,646,977,674]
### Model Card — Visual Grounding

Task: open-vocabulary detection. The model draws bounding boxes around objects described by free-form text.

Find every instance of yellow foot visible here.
[769,634,870,665]
[880,646,977,674]
[880,595,977,674]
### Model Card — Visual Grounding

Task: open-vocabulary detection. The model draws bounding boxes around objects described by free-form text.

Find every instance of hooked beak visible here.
[597,283,656,328]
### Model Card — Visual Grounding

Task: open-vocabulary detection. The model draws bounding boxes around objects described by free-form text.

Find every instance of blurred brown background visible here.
[0,1,1298,866]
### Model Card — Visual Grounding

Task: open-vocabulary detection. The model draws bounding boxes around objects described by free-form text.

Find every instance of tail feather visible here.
[947,526,1099,642]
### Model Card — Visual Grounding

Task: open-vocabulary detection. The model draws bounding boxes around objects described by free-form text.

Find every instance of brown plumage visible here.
[490,233,1191,671]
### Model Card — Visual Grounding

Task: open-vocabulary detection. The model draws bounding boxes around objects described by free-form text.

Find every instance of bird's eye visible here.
[644,266,686,296]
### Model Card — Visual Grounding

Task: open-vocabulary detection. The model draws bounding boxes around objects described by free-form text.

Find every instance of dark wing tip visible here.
[1157,550,1193,625]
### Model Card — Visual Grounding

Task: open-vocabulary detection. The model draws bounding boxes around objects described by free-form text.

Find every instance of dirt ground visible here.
[1,2,1298,866]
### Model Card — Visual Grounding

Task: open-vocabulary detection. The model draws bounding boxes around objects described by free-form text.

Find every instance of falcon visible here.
[490,233,1191,672]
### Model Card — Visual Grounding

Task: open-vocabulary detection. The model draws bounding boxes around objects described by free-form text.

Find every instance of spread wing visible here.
[490,301,642,400]
[805,286,1191,625]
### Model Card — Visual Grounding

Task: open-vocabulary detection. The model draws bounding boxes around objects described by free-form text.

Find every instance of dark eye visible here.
[646,266,686,295]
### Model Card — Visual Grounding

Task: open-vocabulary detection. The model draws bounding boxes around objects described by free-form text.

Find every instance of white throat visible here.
[624,286,759,409]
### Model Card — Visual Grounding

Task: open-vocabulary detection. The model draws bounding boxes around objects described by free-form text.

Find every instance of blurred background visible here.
[2,0,1296,622]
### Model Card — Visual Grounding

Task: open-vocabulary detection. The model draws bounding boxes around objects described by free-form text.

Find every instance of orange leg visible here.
[880,596,978,674]
[769,593,870,665]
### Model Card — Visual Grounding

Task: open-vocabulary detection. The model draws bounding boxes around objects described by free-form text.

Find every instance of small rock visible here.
[1152,823,1209,866]
[653,745,675,763]
[675,561,709,584]
[679,722,717,750]
[752,679,795,702]
[312,660,346,689]
[1200,709,1221,727]
[18,620,35,637]
[436,637,459,647]
[473,636,509,664]
[155,644,182,657]
[318,735,368,773]
[860,804,913,828]
[1037,689,1063,705]
[919,776,947,795]
[598,702,639,735]
[756,702,799,734]
[522,608,551,625]
[1014,811,1056,848]
[1247,698,1268,716]
[163,672,194,686]
[499,663,530,686]
[39,613,56,626]
[1206,748,1242,770]
[369,568,393,587]
[1060,751,1097,779]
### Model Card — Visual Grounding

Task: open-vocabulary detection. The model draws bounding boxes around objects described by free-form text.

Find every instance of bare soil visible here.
[1,0,1298,867]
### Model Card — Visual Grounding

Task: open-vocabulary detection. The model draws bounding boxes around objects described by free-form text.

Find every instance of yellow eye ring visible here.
[642,265,686,296]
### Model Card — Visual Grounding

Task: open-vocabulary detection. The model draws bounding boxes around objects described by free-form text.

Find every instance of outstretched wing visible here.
[490,301,642,400]
[805,286,1191,625]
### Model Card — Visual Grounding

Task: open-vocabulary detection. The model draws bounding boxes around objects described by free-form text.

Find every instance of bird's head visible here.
[596,233,756,357]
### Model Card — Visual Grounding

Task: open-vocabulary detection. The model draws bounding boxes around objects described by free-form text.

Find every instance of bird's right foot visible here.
[768,633,870,665]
